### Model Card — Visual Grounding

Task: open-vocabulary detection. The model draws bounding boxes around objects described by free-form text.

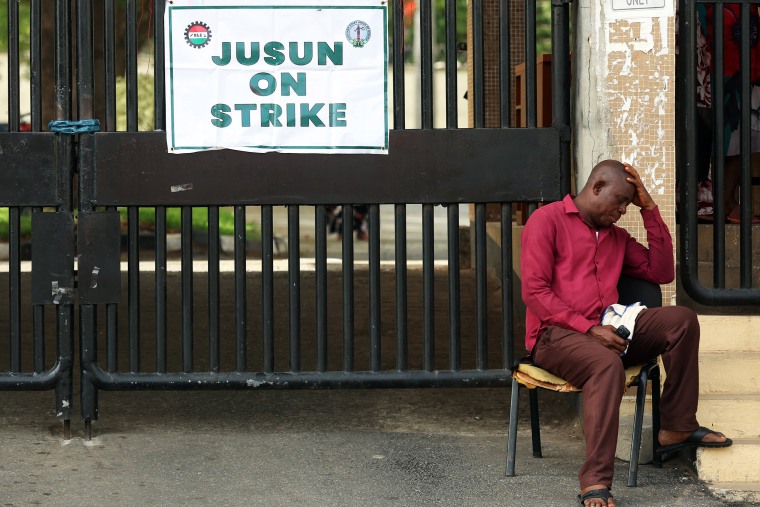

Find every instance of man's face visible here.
[590,179,636,228]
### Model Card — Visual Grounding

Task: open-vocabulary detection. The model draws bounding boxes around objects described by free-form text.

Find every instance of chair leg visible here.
[506,377,520,476]
[627,367,648,487]
[529,388,542,458]
[651,364,662,468]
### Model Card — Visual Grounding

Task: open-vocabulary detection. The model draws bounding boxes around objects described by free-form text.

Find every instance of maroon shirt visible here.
[520,195,675,351]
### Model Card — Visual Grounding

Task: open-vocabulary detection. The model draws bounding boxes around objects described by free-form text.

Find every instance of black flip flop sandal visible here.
[656,426,733,455]
[578,488,613,506]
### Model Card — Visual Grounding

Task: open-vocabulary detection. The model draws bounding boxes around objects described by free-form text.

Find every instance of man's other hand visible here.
[587,325,628,353]
[623,163,656,211]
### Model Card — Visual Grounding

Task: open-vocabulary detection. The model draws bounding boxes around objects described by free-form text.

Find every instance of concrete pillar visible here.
[572,1,676,303]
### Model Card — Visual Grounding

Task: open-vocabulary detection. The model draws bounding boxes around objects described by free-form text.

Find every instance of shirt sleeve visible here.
[520,210,598,334]
[621,206,675,284]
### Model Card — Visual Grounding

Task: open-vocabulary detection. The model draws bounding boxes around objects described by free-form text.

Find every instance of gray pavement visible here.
[0,387,742,507]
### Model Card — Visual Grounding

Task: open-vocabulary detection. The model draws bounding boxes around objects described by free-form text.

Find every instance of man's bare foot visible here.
[659,428,728,447]
[580,485,616,507]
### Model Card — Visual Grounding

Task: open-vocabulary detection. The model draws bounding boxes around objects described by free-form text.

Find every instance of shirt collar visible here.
[562,194,579,214]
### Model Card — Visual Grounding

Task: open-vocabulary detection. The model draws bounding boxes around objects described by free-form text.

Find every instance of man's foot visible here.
[579,485,615,507]
[657,427,732,455]
[659,427,728,446]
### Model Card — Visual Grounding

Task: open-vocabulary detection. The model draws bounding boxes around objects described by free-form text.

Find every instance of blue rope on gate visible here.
[48,119,101,134]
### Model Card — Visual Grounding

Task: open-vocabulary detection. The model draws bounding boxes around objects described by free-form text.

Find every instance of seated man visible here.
[520,160,732,507]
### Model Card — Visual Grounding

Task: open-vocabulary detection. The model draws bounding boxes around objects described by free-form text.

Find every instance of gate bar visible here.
[288,205,300,372]
[369,204,381,372]
[209,206,221,372]
[712,5,726,288]
[395,204,408,370]
[30,0,42,130]
[263,205,275,373]
[342,205,355,372]
[501,203,514,369]
[7,0,19,130]
[420,0,433,128]
[445,0,458,127]
[105,0,117,131]
[392,0,405,128]
[156,206,168,373]
[447,204,461,371]
[316,206,328,372]
[499,0,511,128]
[472,0,484,127]
[423,203,435,371]
[154,0,167,130]
[182,206,194,371]
[128,207,141,371]
[475,203,487,369]
[235,206,248,372]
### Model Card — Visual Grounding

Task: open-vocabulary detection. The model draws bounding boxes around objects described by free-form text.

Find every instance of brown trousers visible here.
[532,306,700,489]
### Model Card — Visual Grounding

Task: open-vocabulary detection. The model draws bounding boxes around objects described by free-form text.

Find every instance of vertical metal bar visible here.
[155,207,167,373]
[342,205,355,372]
[104,0,117,131]
[33,217,45,373]
[739,2,752,287]
[422,204,435,371]
[475,203,488,369]
[392,0,406,129]
[9,209,21,373]
[56,0,74,433]
[420,0,434,128]
[128,206,140,372]
[30,0,42,131]
[106,302,118,372]
[501,203,514,369]
[712,6,726,288]
[499,0,511,128]
[288,206,300,372]
[181,206,194,372]
[395,204,408,370]
[525,0,537,128]
[472,0,485,127]
[315,206,328,372]
[552,0,571,195]
[154,0,167,130]
[235,206,248,372]
[680,0,702,297]
[209,206,221,372]
[55,0,72,123]
[262,206,275,373]
[369,204,381,371]
[447,204,461,371]
[8,0,19,131]
[126,0,138,131]
[445,0,458,128]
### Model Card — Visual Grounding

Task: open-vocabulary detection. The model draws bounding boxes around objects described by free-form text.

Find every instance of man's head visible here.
[576,159,636,228]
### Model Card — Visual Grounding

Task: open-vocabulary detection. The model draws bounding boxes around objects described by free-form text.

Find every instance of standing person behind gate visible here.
[520,160,732,507]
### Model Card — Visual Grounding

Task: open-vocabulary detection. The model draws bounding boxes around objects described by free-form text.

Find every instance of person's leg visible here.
[623,306,700,431]
[622,306,727,445]
[532,327,626,493]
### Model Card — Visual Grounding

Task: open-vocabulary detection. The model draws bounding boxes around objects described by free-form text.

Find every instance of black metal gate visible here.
[678,0,760,305]
[3,0,570,437]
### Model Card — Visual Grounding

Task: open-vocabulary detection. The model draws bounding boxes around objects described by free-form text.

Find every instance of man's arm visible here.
[622,164,675,283]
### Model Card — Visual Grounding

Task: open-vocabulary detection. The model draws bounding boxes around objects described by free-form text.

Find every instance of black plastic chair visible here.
[506,275,663,487]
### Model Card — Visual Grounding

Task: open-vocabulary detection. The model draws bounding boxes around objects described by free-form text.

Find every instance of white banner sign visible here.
[165,0,388,154]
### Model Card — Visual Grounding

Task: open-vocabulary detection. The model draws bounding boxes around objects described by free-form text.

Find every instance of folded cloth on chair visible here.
[601,302,647,356]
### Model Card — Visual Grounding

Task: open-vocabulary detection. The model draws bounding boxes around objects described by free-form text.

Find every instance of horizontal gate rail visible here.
[80,130,563,206]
